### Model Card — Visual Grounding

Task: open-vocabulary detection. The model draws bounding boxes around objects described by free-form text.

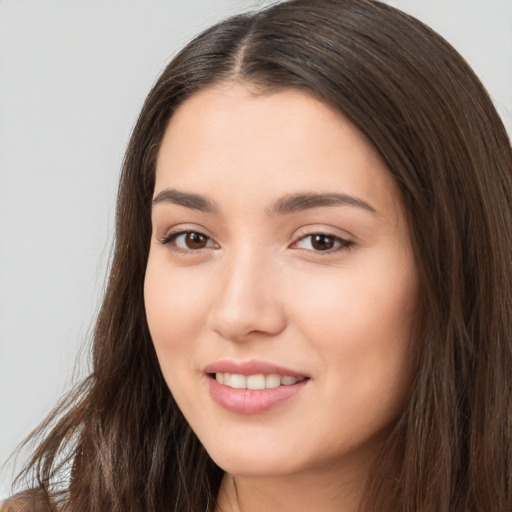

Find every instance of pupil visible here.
[312,234,334,250]
[187,232,206,249]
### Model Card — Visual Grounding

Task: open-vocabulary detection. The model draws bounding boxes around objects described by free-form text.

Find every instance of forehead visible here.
[154,83,401,218]
[159,83,369,161]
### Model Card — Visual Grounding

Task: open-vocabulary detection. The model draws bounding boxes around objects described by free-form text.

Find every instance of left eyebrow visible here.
[267,192,378,216]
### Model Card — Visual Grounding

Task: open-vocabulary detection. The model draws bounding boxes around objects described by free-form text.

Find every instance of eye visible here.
[292,233,353,252]
[160,230,218,251]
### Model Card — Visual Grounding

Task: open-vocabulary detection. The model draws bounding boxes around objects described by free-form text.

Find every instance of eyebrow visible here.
[152,189,218,213]
[267,192,378,216]
[152,188,377,216]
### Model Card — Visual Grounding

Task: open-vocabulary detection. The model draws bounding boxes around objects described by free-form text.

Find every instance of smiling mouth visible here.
[211,372,308,390]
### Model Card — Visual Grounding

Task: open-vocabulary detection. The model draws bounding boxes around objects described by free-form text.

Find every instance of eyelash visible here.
[159,230,354,255]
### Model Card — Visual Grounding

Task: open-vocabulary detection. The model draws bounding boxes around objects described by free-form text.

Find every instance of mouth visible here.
[204,362,310,414]
[210,372,308,390]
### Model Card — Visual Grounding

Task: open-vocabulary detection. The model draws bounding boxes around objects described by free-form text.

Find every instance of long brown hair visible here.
[9,1,512,511]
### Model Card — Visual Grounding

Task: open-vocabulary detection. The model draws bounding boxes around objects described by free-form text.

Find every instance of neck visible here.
[214,462,370,512]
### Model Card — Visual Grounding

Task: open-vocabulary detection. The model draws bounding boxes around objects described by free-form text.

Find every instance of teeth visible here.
[247,374,265,390]
[230,374,247,389]
[266,374,281,389]
[214,372,304,390]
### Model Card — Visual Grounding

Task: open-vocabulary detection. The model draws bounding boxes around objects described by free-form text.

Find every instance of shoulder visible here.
[1,490,53,512]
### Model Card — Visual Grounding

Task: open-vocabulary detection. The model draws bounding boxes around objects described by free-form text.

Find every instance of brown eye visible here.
[310,234,336,251]
[293,233,353,253]
[185,232,208,249]
[161,231,217,251]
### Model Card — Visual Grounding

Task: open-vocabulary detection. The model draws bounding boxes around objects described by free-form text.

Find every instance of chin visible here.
[204,443,305,478]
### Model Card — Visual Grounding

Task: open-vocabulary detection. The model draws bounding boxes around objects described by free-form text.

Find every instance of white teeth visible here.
[265,374,281,389]
[230,374,247,389]
[214,372,305,390]
[247,374,266,390]
[281,376,298,385]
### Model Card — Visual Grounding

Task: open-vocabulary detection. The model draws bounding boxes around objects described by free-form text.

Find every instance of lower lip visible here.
[207,376,309,414]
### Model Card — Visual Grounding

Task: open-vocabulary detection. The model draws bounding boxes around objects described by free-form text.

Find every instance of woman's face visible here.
[144,83,419,479]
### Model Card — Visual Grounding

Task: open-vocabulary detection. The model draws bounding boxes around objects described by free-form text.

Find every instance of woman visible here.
[6,0,512,510]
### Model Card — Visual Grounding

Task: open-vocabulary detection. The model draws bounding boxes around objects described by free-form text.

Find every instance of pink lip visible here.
[204,360,310,414]
[207,377,308,414]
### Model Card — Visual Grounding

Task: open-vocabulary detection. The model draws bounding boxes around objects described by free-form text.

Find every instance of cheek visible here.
[289,253,418,387]
[292,263,416,340]
[144,255,210,367]
[294,271,417,439]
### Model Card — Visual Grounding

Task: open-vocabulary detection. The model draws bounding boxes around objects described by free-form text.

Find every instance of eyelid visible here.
[158,222,213,242]
[293,223,355,239]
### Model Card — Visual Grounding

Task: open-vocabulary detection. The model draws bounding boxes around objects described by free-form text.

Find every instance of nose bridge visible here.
[209,243,286,341]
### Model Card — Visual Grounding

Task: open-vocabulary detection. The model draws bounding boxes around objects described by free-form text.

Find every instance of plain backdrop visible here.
[1,0,511,498]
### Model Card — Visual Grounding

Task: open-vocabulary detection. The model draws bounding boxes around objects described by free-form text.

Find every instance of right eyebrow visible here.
[152,188,218,214]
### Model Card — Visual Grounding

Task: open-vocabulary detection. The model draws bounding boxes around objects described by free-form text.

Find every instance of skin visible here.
[144,83,419,512]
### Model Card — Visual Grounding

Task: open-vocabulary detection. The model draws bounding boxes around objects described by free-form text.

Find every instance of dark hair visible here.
[9,0,512,511]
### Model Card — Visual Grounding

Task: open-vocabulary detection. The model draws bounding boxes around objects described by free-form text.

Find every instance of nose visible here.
[208,250,287,343]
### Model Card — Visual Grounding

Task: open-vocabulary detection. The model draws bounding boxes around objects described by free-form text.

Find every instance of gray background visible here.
[1,0,511,498]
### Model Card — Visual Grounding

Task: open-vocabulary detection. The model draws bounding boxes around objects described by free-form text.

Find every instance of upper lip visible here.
[204,360,309,378]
